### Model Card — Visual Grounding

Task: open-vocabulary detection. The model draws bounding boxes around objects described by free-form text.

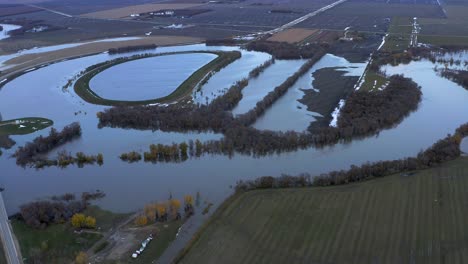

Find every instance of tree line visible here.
[235,123,468,191]
[245,41,326,59]
[108,44,158,55]
[17,191,105,229]
[14,122,82,166]
[439,69,468,90]
[33,150,104,169]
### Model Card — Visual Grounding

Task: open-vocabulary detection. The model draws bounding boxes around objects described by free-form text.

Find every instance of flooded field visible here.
[0,44,467,223]
[90,53,217,101]
[0,24,21,41]
[253,54,366,132]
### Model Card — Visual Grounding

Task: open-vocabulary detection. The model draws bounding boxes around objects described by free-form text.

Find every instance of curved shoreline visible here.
[74,50,241,106]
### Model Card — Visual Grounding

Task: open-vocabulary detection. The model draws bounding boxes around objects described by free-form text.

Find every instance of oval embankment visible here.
[89,53,218,102]
[73,50,241,106]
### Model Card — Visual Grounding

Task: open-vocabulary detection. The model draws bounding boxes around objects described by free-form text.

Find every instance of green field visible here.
[359,70,389,91]
[177,157,468,264]
[0,117,53,136]
[13,220,102,264]
[384,17,413,51]
[12,206,126,264]
[74,51,241,106]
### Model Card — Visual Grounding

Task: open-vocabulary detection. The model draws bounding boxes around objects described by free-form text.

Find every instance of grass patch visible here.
[12,220,102,264]
[93,241,109,254]
[359,70,389,91]
[83,205,131,232]
[128,220,183,264]
[177,157,468,263]
[74,50,241,106]
[0,117,53,136]
[384,17,412,52]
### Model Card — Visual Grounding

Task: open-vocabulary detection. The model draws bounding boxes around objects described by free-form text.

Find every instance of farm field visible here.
[81,3,205,19]
[296,1,444,33]
[267,28,318,43]
[417,5,468,46]
[0,35,202,78]
[178,157,468,264]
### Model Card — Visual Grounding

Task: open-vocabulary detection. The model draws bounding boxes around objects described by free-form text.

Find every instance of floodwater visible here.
[0,36,141,70]
[253,54,367,132]
[0,24,21,41]
[232,59,307,115]
[1,45,467,262]
[0,46,467,220]
[90,53,217,101]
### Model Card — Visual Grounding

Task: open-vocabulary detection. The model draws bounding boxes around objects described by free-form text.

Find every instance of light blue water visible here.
[90,53,217,101]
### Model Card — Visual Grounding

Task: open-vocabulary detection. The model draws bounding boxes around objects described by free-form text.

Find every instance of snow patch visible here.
[329,99,345,127]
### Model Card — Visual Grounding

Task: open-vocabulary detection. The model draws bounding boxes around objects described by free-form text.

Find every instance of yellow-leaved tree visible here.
[135,215,148,226]
[184,195,194,206]
[75,251,88,264]
[71,213,86,228]
[85,216,96,229]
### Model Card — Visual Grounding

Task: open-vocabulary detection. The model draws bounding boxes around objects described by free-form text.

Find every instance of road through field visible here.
[0,193,21,264]
[266,0,348,34]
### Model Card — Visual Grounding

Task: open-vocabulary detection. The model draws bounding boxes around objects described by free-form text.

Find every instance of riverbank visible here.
[175,156,468,264]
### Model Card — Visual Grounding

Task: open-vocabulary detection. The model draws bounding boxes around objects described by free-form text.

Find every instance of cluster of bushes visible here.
[18,191,105,229]
[71,213,96,229]
[135,195,194,226]
[439,69,468,90]
[119,151,142,162]
[336,75,422,135]
[19,200,85,229]
[236,123,468,191]
[14,122,82,166]
[142,143,189,163]
[33,151,103,169]
[108,44,157,55]
[246,41,325,59]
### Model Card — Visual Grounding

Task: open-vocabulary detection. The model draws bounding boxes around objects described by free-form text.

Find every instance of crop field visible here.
[81,3,205,19]
[296,2,444,33]
[0,4,40,17]
[178,157,468,264]
[383,16,412,51]
[417,5,468,46]
[267,28,318,43]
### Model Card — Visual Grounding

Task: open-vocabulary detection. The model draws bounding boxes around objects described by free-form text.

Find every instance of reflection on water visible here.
[90,53,217,101]
[0,47,467,220]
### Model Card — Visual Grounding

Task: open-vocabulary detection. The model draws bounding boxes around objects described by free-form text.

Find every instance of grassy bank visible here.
[74,51,241,106]
[0,242,6,264]
[0,117,53,136]
[177,157,468,264]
